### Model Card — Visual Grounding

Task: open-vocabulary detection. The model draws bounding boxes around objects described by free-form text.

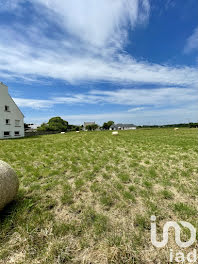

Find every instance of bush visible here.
[38,117,68,132]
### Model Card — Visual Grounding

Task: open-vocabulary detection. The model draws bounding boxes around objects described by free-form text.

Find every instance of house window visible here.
[5,105,10,111]
[5,119,10,125]
[14,131,20,136]
[15,120,20,127]
[4,131,10,137]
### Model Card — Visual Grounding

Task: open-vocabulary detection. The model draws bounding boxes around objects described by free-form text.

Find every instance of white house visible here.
[0,82,24,139]
[110,123,136,130]
[83,121,96,131]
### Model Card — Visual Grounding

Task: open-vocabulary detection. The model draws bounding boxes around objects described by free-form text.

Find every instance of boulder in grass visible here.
[0,160,19,211]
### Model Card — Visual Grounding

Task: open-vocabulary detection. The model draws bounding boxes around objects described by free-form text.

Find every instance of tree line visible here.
[25,117,115,132]
[25,117,198,132]
[137,123,198,128]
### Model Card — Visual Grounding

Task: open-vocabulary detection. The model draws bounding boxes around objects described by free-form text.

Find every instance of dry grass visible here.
[0,128,197,263]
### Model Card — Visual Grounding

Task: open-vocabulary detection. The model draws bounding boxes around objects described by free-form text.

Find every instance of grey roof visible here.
[110,123,136,128]
[84,122,95,126]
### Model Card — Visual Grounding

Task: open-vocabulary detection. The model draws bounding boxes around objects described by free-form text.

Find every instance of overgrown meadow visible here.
[0,128,197,263]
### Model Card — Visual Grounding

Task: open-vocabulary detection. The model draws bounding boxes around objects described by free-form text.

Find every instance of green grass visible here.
[0,128,198,263]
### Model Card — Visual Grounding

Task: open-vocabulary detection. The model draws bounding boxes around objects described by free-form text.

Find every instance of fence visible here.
[25,131,60,137]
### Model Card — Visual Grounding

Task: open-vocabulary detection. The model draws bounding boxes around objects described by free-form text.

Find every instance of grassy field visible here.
[0,128,197,263]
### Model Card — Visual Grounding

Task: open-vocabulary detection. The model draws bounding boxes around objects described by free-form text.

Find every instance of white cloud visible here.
[184,27,198,54]
[1,0,196,126]
[127,107,145,112]
[0,0,197,87]
[0,37,197,86]
[69,105,198,125]
[24,104,198,125]
[14,85,198,109]
[87,87,198,106]
[13,98,55,109]
[34,0,149,49]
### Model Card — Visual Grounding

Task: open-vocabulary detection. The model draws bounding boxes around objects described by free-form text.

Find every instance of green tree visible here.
[24,123,31,131]
[102,122,108,130]
[86,124,99,131]
[67,124,82,131]
[37,122,48,131]
[102,121,114,130]
[38,117,68,132]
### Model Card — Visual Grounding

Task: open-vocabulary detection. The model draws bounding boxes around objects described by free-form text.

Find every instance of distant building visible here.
[83,121,95,130]
[110,123,136,130]
[25,124,40,132]
[0,82,24,139]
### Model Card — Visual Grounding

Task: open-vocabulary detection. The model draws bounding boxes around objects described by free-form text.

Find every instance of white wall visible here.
[110,126,136,130]
[123,127,136,130]
[0,83,24,139]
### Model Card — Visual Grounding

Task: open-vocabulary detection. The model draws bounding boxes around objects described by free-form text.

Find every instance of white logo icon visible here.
[151,215,196,248]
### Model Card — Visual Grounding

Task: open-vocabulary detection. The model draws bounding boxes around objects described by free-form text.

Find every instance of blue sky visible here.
[0,0,197,125]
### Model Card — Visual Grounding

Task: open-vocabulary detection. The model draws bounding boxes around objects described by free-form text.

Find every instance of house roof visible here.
[10,95,24,117]
[29,124,39,129]
[1,82,24,118]
[110,123,136,128]
[84,122,95,126]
